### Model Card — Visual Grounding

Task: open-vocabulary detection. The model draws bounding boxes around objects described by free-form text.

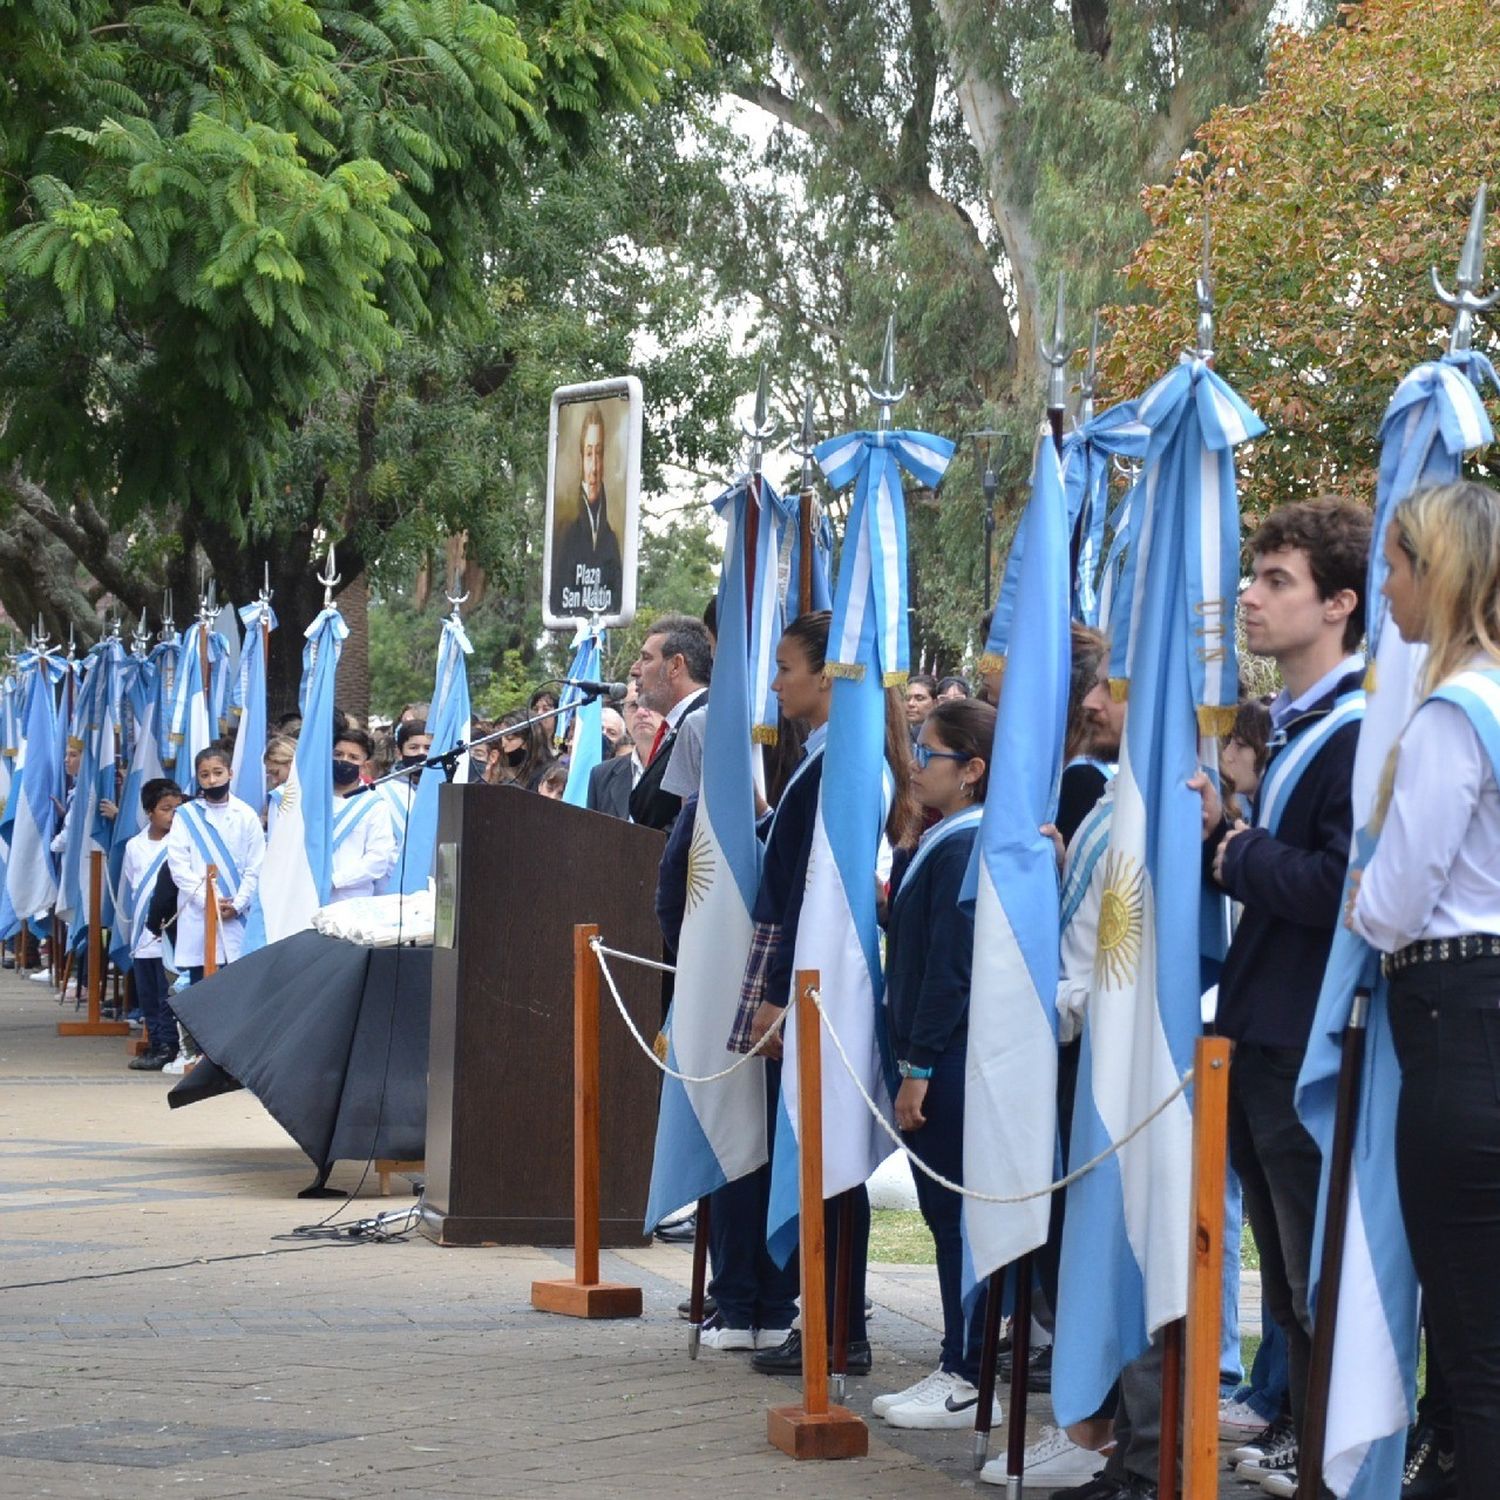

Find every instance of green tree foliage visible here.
[1106,0,1500,522]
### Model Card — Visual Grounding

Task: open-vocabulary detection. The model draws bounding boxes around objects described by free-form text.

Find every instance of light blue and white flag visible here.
[1052,356,1262,1425]
[989,404,1147,657]
[775,481,835,618]
[384,610,473,896]
[149,633,179,770]
[959,430,1072,1303]
[58,635,126,939]
[645,476,775,1229]
[229,601,276,815]
[1296,348,1495,1499]
[5,650,65,933]
[107,701,166,971]
[561,624,605,808]
[767,425,955,1263]
[244,606,346,949]
[169,623,227,793]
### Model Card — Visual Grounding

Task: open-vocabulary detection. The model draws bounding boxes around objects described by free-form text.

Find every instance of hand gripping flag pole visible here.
[1294,184,1498,1500]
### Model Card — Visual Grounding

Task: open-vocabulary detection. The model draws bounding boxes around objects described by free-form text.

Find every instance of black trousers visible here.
[1226,1040,1323,1444]
[1389,955,1500,1500]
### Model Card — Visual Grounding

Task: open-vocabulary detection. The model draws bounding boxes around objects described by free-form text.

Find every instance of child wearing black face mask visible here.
[328,729,398,903]
[371,720,432,896]
[165,746,266,979]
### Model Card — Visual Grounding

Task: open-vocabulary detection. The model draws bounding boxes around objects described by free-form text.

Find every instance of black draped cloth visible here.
[166,930,430,1189]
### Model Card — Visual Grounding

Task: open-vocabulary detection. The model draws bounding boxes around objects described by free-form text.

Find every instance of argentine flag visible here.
[560,625,605,808]
[244,606,345,949]
[767,424,955,1263]
[169,623,225,793]
[645,476,778,1229]
[108,701,166,971]
[387,610,472,895]
[959,431,1071,1300]
[1296,349,1495,1498]
[1052,357,1261,1425]
[229,600,275,816]
[58,636,125,936]
[6,652,64,931]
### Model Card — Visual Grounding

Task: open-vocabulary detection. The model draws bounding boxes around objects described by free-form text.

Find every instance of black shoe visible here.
[1046,1476,1130,1500]
[677,1295,718,1321]
[1026,1342,1053,1393]
[1403,1422,1458,1500]
[128,1051,173,1071]
[654,1213,697,1245]
[750,1329,873,1377]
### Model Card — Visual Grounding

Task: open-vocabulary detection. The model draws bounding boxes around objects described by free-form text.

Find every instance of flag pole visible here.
[790,390,820,616]
[56,850,129,1037]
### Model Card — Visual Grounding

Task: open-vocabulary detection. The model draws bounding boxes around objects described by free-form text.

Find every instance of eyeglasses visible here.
[912,743,969,770]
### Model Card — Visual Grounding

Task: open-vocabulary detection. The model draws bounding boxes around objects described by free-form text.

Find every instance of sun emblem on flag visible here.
[280,778,299,813]
[1095,851,1145,989]
[684,822,714,913]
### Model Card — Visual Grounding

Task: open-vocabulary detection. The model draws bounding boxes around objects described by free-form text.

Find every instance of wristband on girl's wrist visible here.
[897,1060,933,1080]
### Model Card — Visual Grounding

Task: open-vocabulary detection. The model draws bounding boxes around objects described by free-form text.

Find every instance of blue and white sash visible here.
[894,805,983,903]
[1061,792,1114,931]
[374,780,412,837]
[129,842,171,954]
[1430,667,1500,782]
[1255,690,1365,837]
[176,802,243,898]
[332,792,380,854]
[1063,754,1118,783]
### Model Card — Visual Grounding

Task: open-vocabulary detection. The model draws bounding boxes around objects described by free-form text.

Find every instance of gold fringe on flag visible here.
[824,661,865,682]
[751,724,779,746]
[977,652,1005,679]
[1108,678,1129,703]
[1196,704,1239,738]
[883,670,908,689]
[1364,662,1378,693]
[653,1031,670,1063]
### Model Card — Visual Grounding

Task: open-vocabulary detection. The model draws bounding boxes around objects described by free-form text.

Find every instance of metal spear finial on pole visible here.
[739,361,778,478]
[444,568,469,623]
[131,613,151,658]
[197,568,217,626]
[160,590,175,642]
[258,562,274,608]
[318,541,342,610]
[866,314,909,434]
[1194,209,1215,362]
[1432,183,1499,355]
[965,428,1005,614]
[1041,271,1070,420]
[789,387,819,495]
[1078,311,1102,429]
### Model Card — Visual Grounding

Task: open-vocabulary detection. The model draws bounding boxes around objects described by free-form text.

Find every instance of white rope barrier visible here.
[590,937,788,1084]
[590,936,1192,1206]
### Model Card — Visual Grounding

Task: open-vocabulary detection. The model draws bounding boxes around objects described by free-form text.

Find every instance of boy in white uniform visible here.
[330,728,397,903]
[123,779,184,1070]
[166,746,266,974]
[372,720,430,895]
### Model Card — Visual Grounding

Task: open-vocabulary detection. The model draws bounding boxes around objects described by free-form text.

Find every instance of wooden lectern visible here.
[419,784,666,1248]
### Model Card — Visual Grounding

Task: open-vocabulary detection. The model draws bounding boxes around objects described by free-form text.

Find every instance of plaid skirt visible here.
[727,919,781,1053]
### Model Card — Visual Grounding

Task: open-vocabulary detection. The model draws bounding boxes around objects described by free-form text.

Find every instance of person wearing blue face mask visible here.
[328,728,397,905]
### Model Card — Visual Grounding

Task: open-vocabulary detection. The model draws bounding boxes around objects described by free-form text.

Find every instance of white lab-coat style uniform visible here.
[165,795,265,967]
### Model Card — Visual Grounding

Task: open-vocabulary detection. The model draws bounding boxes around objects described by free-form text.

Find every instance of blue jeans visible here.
[708,1061,798,1331]
[1222,1168,1244,1389]
[902,1046,986,1383]
[132,957,176,1056]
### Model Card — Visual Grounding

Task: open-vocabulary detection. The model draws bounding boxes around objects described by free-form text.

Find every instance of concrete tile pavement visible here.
[0,969,1270,1499]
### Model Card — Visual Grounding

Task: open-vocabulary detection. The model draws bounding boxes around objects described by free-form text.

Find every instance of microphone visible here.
[563,678,629,703]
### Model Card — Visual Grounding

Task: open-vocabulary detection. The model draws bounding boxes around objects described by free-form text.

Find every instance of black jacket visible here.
[884,824,979,1068]
[628,689,708,832]
[1212,667,1362,1051]
[585,754,633,820]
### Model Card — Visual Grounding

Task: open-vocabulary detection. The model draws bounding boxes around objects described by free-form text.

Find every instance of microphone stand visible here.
[350,700,606,797]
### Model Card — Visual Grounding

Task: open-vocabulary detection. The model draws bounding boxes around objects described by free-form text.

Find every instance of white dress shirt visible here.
[329,793,399,903]
[1354,691,1500,951]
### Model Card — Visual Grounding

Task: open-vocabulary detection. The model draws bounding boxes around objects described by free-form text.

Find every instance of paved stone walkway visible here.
[0,969,1270,1499]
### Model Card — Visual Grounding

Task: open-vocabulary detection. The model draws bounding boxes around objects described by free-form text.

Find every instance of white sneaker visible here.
[1259,1470,1298,1498]
[28,969,53,983]
[697,1317,755,1352]
[162,1055,194,1076]
[872,1367,946,1419]
[884,1371,1001,1431]
[982,1425,1108,1487]
[62,979,79,998]
[1236,1428,1298,1485]
[1220,1395,1268,1437]
[754,1326,792,1350]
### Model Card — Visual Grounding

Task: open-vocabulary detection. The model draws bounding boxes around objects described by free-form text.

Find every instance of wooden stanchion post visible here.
[202,865,219,977]
[1184,1036,1232,1500]
[768,970,867,1461]
[1158,1318,1184,1500]
[531,923,642,1319]
[58,850,128,1038]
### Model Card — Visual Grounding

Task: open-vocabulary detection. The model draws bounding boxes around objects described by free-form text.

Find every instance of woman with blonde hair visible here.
[1349,479,1500,1500]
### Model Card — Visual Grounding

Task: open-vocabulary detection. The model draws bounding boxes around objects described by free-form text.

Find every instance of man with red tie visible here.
[627,614,712,833]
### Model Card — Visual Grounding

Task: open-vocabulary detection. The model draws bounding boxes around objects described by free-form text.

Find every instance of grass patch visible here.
[869,1209,935,1264]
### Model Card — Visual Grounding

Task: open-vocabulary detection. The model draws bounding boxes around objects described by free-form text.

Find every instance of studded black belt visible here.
[1382,933,1500,977]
